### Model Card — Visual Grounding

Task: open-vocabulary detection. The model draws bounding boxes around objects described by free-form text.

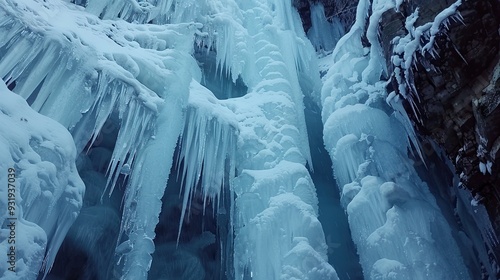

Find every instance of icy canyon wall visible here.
[1,0,499,279]
[379,0,500,251]
[319,0,470,279]
[373,0,500,271]
[316,0,500,279]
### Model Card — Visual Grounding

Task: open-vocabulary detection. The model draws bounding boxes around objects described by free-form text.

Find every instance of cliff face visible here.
[297,0,500,274]
[379,0,500,242]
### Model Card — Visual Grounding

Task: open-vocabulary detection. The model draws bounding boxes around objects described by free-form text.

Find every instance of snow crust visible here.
[0,82,84,279]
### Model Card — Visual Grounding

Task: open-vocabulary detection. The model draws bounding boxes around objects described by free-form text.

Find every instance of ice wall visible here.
[189,0,337,279]
[0,82,84,279]
[321,0,471,279]
[307,3,344,53]
[1,0,335,279]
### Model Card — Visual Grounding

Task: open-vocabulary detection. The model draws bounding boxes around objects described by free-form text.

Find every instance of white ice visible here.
[0,81,84,279]
[320,0,471,279]
[0,0,335,279]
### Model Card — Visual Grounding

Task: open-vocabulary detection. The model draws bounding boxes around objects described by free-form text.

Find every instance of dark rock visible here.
[377,0,500,275]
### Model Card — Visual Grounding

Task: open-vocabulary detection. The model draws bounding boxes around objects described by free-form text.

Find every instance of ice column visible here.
[321,0,470,279]
[206,0,338,279]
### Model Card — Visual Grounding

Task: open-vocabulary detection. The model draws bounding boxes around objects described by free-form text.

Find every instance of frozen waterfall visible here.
[0,0,495,279]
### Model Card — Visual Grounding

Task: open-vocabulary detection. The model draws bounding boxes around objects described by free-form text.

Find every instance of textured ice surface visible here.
[307,3,345,53]
[3,0,478,279]
[0,82,84,279]
[0,0,335,279]
[320,0,471,279]
[0,0,203,277]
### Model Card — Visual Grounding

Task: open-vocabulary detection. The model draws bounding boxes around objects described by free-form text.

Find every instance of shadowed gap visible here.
[304,95,363,280]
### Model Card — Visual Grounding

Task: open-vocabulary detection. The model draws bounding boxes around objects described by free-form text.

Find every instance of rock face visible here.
[379,0,500,266]
[298,0,500,275]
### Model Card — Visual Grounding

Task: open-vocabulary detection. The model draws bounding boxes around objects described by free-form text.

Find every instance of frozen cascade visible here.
[2,0,488,279]
[307,3,345,53]
[1,0,336,279]
[0,82,84,279]
[175,80,238,243]
[321,0,471,279]
[205,0,336,279]
[0,0,201,278]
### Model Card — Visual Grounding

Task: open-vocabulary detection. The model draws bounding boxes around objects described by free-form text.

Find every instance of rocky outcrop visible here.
[379,0,500,269]
[299,0,500,276]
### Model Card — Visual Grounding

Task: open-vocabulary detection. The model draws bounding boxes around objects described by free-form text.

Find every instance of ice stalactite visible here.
[0,0,202,278]
[307,3,345,53]
[175,80,238,243]
[115,94,185,279]
[0,82,84,279]
[321,0,471,279]
[197,0,337,279]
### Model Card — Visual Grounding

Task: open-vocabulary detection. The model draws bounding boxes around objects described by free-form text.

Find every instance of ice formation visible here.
[0,81,84,279]
[0,0,333,279]
[307,4,345,53]
[320,0,473,279]
[0,0,494,279]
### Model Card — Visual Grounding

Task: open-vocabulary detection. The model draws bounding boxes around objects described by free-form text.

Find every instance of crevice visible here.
[152,144,233,280]
[194,46,248,100]
[47,118,124,280]
[303,94,363,280]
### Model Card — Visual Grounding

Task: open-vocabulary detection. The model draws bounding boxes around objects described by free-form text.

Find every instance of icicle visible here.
[117,92,187,279]
[0,2,205,279]
[175,80,238,243]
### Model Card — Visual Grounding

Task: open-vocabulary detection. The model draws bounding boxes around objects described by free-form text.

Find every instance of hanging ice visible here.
[2,0,491,279]
[0,0,335,279]
[0,0,215,276]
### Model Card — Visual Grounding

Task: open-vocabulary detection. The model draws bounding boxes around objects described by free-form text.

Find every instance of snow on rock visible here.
[389,0,464,122]
[0,82,84,279]
[320,0,470,279]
